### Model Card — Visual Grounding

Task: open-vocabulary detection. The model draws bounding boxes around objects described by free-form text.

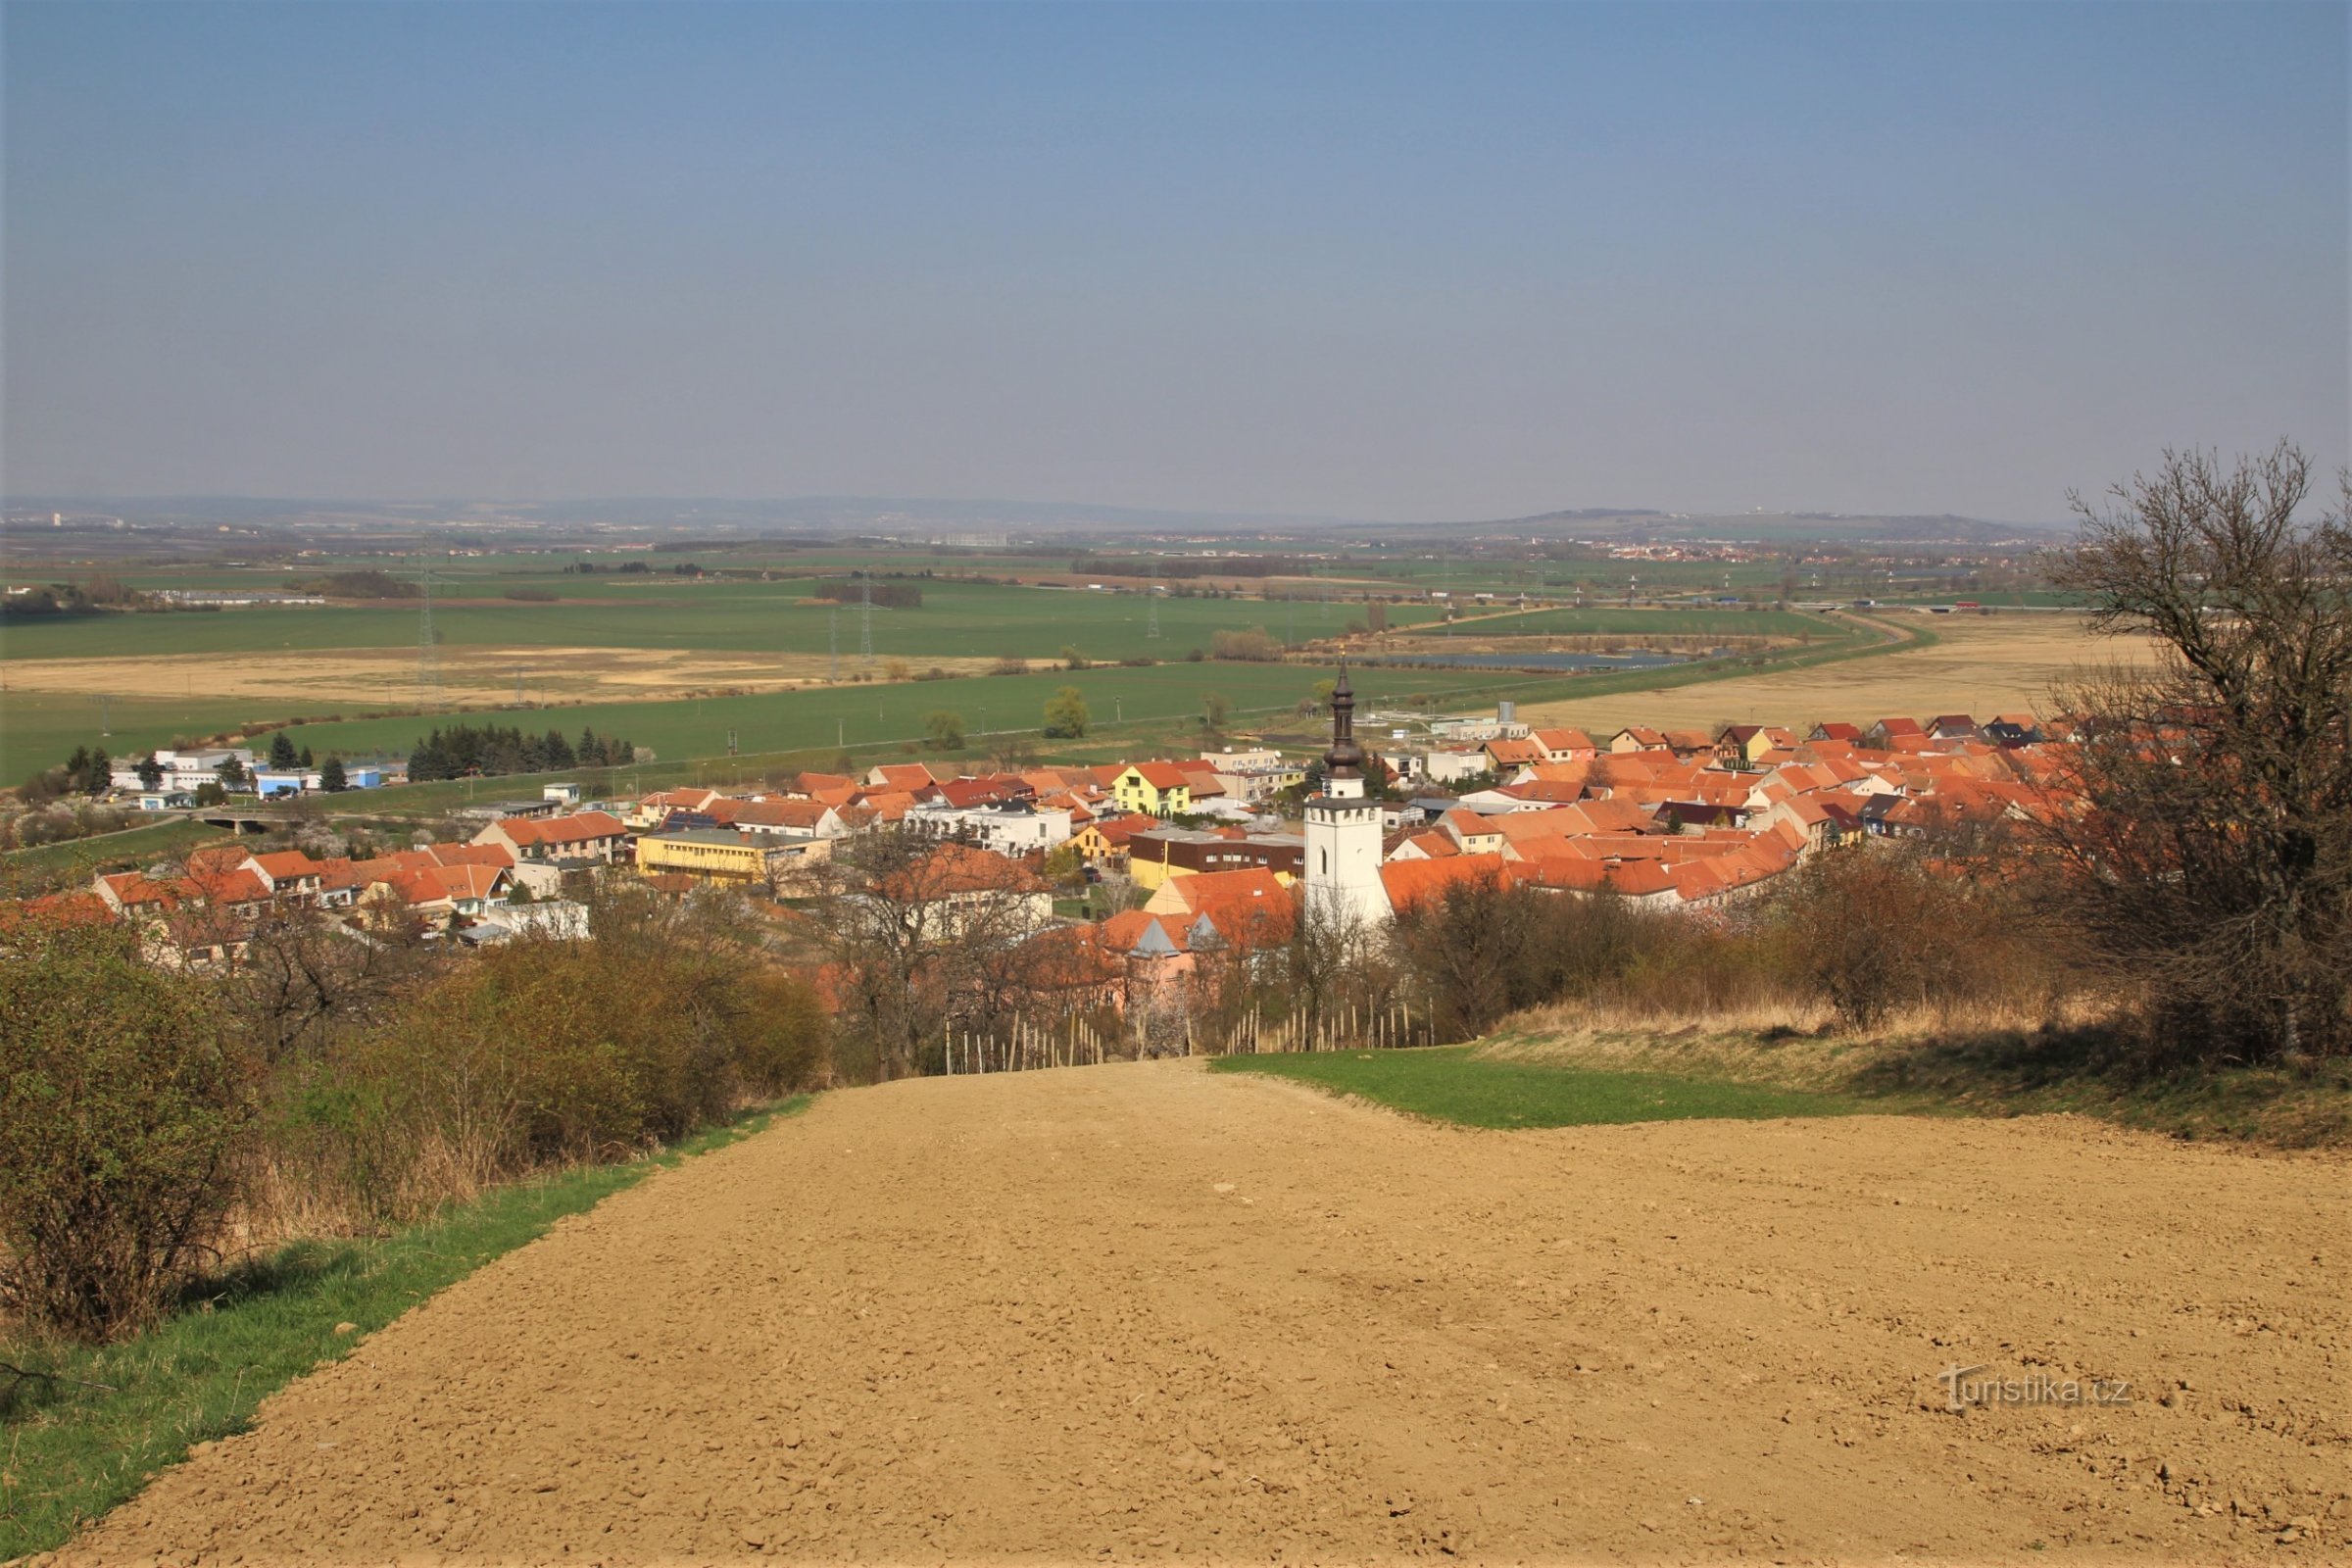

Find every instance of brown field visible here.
[1516,611,2162,735]
[0,648,1014,708]
[47,1062,2347,1566]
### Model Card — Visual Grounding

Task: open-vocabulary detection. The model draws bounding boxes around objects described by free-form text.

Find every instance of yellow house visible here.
[1113,762,1194,817]
[637,828,829,889]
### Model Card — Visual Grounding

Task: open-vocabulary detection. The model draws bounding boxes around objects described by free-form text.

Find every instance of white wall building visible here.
[1302,667,1393,930]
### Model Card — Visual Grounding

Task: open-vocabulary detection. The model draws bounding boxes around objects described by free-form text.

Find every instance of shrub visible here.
[0,922,256,1341]
[733,973,831,1096]
[1211,628,1280,662]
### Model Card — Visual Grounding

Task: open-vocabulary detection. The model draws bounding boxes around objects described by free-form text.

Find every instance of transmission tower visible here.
[416,557,440,707]
[1146,564,1160,639]
[859,574,874,667]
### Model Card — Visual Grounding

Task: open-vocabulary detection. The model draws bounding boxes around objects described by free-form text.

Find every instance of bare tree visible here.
[810,832,1053,1079]
[2043,442,2352,1060]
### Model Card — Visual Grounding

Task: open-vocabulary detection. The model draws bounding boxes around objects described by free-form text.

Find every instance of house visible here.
[473,809,628,864]
[246,850,327,905]
[1807,721,1864,744]
[626,788,725,828]
[1199,745,1283,772]
[1483,737,1544,771]
[1928,714,1981,741]
[907,799,1074,856]
[1438,808,1504,856]
[1716,724,1799,766]
[636,828,824,889]
[1127,829,1304,890]
[1531,727,1597,762]
[1113,762,1194,817]
[1141,867,1295,951]
[543,782,583,806]
[1377,853,1527,913]
[1866,716,1926,747]
[1608,726,1670,755]
[1984,713,2042,747]
[875,844,1052,940]
[729,799,850,840]
[1415,748,1494,785]
[1070,811,1161,867]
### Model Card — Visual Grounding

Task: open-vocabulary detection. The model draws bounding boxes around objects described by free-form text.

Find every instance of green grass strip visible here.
[0,1095,810,1558]
[1210,1045,1867,1129]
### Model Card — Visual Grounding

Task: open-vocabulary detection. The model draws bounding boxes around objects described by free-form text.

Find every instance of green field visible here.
[1211,1045,1867,1127]
[0,578,1442,666]
[0,602,1924,780]
[1445,605,1838,639]
[1,660,1575,784]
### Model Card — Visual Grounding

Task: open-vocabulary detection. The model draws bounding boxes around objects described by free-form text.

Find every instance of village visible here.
[6,670,2071,1046]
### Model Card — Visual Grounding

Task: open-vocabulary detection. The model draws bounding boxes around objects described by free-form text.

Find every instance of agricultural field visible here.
[1,660,1574,785]
[46,1062,2349,1566]
[1441,604,1836,639]
[0,577,1429,667]
[1517,610,2158,734]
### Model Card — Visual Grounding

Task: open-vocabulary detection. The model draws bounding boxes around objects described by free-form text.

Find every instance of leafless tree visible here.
[2041,442,2352,1060]
[228,906,436,1061]
[809,831,1053,1079]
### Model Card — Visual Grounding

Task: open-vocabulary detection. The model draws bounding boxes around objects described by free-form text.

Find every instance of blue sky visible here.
[5,1,2344,521]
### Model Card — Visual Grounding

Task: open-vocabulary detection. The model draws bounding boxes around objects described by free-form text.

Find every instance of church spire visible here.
[1323,662,1364,780]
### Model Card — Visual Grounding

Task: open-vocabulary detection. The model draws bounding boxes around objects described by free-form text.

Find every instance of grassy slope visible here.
[1476,1020,2352,1150]
[1209,1045,1870,1128]
[0,819,231,886]
[0,1098,810,1559]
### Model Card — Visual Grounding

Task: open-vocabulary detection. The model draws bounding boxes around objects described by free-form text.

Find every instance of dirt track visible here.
[48,1063,2348,1566]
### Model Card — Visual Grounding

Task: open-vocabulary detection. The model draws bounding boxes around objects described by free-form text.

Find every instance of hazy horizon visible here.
[6,2,2345,521]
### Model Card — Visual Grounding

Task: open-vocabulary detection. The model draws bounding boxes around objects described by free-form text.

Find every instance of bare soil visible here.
[43,1062,2347,1566]
[0,648,1009,708]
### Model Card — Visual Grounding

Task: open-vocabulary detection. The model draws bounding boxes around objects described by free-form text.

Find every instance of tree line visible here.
[406,723,638,782]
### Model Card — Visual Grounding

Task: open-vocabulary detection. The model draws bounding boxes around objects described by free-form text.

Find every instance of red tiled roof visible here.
[494,810,626,846]
[1379,854,1528,911]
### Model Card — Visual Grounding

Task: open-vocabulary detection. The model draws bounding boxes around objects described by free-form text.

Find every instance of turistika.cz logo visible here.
[1936,1364,2133,1413]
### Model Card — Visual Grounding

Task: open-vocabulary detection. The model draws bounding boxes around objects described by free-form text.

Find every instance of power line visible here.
[416,556,439,708]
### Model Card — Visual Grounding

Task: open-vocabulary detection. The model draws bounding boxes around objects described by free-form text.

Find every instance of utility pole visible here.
[416,555,440,709]
[1147,564,1160,639]
[859,573,874,668]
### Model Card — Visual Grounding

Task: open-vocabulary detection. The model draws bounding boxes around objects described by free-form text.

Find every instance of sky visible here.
[4,2,2346,523]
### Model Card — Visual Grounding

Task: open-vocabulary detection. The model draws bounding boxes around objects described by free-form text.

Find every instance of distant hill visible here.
[4,494,2068,544]
[1436,510,2069,546]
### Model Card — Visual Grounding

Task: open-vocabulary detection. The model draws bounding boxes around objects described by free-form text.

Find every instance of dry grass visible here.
[1478,998,2352,1149]
[0,647,1018,708]
[1515,612,2162,733]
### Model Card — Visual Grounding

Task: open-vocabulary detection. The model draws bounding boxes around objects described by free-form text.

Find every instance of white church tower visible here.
[1302,664,1391,928]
